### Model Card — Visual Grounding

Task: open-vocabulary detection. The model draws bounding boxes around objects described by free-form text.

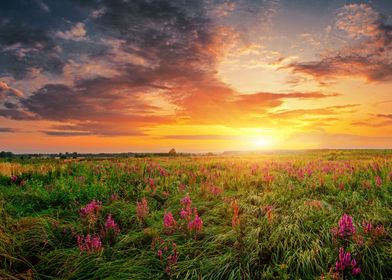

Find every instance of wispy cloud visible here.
[0,127,17,133]
[56,22,87,41]
[285,3,392,83]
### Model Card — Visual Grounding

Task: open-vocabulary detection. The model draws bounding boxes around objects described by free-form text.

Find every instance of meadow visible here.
[0,150,391,279]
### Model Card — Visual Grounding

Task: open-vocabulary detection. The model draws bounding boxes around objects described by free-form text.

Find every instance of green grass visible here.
[0,150,391,279]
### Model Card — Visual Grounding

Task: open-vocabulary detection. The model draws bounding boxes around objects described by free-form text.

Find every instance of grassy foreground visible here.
[0,150,391,279]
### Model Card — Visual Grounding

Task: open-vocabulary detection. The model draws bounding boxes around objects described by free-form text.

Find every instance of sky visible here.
[0,0,391,153]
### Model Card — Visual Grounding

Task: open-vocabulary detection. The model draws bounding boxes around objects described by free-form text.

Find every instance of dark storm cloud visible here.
[0,2,63,78]
[0,0,93,79]
[0,0,221,136]
[22,79,170,122]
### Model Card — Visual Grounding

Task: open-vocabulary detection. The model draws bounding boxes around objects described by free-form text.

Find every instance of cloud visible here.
[0,127,17,133]
[0,1,65,79]
[288,130,392,149]
[47,123,148,137]
[56,22,87,41]
[377,114,392,119]
[161,134,236,140]
[0,0,366,138]
[351,113,392,128]
[269,104,359,120]
[286,3,392,83]
[335,4,380,39]
[42,131,93,137]
[0,81,24,97]
[35,0,50,12]
[233,92,340,114]
[0,109,37,120]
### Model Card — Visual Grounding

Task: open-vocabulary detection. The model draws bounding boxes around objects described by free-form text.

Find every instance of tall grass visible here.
[0,150,391,279]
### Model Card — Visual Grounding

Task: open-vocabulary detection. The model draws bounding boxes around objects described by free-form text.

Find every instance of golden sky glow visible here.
[0,1,391,152]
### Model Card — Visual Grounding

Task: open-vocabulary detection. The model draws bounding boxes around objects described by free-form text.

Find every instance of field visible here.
[0,150,391,279]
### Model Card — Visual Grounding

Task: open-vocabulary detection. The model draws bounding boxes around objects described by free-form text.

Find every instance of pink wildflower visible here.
[362,221,372,234]
[339,182,344,190]
[163,212,176,230]
[180,207,191,220]
[180,195,192,207]
[10,175,19,184]
[166,249,178,273]
[146,178,157,195]
[188,211,203,233]
[80,200,102,224]
[77,234,102,253]
[136,197,149,221]
[210,185,223,196]
[375,176,382,187]
[178,183,186,193]
[374,225,385,238]
[352,267,361,276]
[105,214,120,235]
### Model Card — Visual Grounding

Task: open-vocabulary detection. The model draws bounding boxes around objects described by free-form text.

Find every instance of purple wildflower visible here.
[337,213,356,239]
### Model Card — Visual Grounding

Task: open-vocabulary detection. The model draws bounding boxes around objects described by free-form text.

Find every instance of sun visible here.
[251,137,272,148]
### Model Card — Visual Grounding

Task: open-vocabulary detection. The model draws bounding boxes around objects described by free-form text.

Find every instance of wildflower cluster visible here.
[77,234,103,254]
[104,214,120,235]
[332,213,356,240]
[79,200,102,224]
[200,183,223,197]
[335,247,361,276]
[187,208,203,235]
[163,195,203,238]
[10,175,26,186]
[179,195,203,236]
[147,178,158,195]
[76,200,120,253]
[374,176,382,187]
[163,211,177,233]
[151,237,178,274]
[331,214,361,277]
[361,221,386,241]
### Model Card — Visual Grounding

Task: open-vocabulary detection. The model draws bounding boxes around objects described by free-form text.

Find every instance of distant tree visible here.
[168,148,177,155]
[0,151,14,158]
